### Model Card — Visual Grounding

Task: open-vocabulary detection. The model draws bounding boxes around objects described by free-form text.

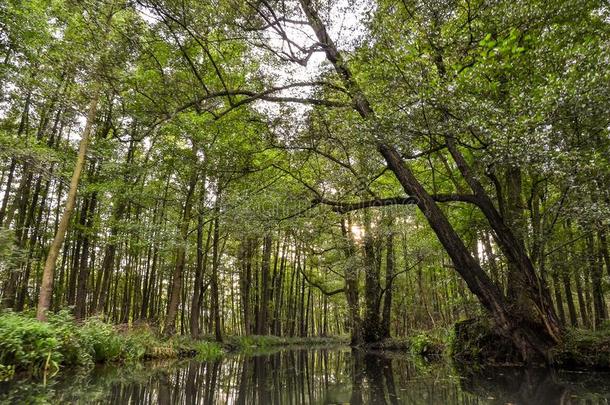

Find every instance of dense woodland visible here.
[0,0,609,364]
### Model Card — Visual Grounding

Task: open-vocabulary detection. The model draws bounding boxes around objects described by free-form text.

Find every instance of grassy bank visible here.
[0,311,347,381]
[224,335,348,353]
[0,311,222,381]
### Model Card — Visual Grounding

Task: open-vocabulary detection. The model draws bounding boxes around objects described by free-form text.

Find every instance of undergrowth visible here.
[0,311,224,380]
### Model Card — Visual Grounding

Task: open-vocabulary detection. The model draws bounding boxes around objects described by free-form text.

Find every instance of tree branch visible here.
[312,193,479,213]
[299,267,345,296]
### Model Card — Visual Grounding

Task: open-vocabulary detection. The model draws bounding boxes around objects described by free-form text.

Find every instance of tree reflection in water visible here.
[2,347,610,404]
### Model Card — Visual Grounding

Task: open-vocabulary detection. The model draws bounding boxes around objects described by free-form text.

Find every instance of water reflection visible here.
[1,346,610,404]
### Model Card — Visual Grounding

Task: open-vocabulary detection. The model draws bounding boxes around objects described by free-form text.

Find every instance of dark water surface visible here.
[1,346,610,404]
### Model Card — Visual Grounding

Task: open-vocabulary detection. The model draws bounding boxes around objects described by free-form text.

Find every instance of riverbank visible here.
[360,318,610,370]
[3,311,610,383]
[0,311,347,381]
[3,344,610,404]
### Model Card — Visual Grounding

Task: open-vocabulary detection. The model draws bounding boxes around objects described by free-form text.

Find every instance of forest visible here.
[1,0,610,400]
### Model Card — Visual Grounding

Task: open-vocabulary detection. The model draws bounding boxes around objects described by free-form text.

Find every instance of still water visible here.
[1,346,609,404]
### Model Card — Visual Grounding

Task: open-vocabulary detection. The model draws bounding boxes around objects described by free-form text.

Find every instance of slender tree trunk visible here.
[239,238,253,335]
[164,157,198,335]
[37,84,100,321]
[210,187,222,342]
[341,218,362,345]
[381,230,394,339]
[574,270,590,329]
[552,271,566,326]
[588,235,607,328]
[599,229,610,279]
[190,211,212,337]
[75,181,98,319]
[257,233,273,335]
[561,270,578,327]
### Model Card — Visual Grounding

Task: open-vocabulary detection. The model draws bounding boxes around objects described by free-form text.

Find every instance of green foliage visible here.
[408,331,446,357]
[0,311,62,375]
[0,312,217,379]
[193,341,223,360]
[0,364,15,381]
[79,318,124,363]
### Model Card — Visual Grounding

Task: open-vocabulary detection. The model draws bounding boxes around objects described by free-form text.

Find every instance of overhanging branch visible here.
[312,193,480,213]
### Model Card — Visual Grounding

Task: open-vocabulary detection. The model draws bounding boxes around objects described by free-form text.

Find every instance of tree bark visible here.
[362,212,382,342]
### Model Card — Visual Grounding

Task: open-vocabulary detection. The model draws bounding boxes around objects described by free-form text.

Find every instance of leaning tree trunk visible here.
[36,85,100,321]
[297,0,558,362]
[445,139,562,344]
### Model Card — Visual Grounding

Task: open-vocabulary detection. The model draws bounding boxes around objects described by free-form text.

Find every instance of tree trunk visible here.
[164,155,198,336]
[446,140,561,344]
[362,212,382,343]
[341,218,362,345]
[561,268,578,328]
[257,233,273,335]
[588,235,607,328]
[298,0,557,362]
[75,182,98,319]
[190,209,212,337]
[210,187,223,342]
[37,84,100,321]
[381,230,395,339]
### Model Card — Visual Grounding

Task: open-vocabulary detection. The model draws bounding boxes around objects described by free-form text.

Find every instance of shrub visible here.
[451,318,520,366]
[0,311,164,378]
[79,318,123,363]
[48,310,92,366]
[0,312,62,374]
